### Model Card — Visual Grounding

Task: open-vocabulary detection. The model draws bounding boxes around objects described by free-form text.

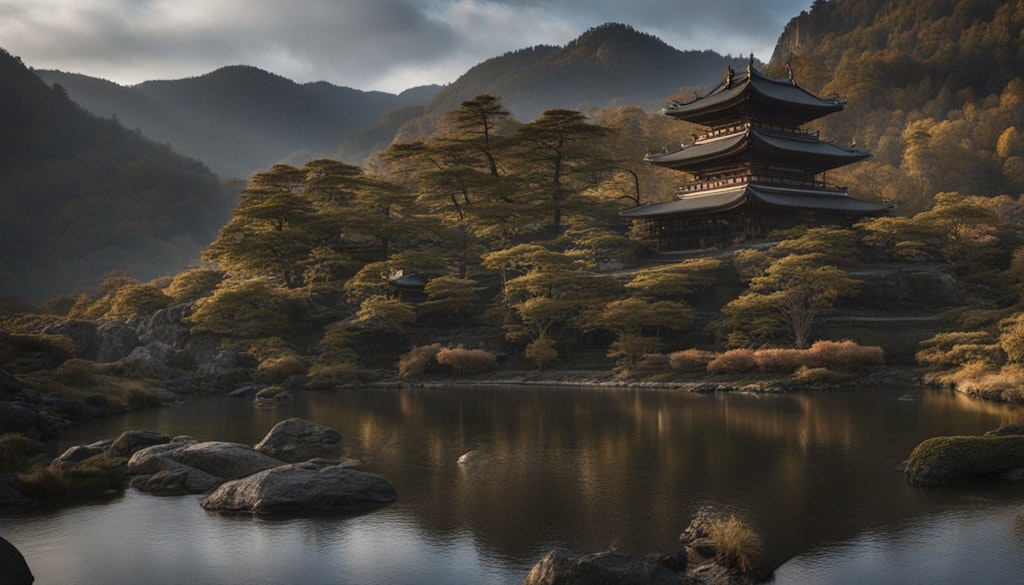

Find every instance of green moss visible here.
[17,452,129,505]
[904,435,1024,485]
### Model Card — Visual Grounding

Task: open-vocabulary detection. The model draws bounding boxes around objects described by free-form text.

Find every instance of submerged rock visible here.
[522,551,679,585]
[457,450,487,468]
[200,460,395,515]
[254,418,341,463]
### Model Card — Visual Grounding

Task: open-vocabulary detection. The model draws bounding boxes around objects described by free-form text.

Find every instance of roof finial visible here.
[747,53,754,76]
[786,60,795,83]
[724,65,734,87]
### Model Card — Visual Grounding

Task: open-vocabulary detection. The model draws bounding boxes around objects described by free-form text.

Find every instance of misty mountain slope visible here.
[0,48,232,301]
[37,67,442,179]
[399,23,749,140]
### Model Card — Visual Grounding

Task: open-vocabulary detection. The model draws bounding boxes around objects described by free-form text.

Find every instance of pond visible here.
[2,385,1023,584]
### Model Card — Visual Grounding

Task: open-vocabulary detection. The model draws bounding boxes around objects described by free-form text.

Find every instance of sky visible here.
[0,0,814,94]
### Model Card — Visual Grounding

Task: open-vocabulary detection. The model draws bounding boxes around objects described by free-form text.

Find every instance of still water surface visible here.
[3,385,1024,584]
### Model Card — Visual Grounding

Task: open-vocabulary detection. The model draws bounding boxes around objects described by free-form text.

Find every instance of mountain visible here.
[763,0,1024,211]
[397,23,749,139]
[37,24,745,176]
[0,48,233,301]
[36,67,442,179]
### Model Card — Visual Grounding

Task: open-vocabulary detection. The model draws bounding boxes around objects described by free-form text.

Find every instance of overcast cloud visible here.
[0,0,813,93]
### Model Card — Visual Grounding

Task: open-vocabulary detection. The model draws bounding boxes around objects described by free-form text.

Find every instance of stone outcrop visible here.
[0,536,33,585]
[254,418,342,463]
[51,439,114,469]
[107,430,169,459]
[127,436,284,493]
[522,551,680,585]
[199,459,395,515]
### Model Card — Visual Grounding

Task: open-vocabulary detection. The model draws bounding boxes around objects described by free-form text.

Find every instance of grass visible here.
[17,451,129,504]
[16,367,165,409]
[704,514,765,578]
[0,433,46,473]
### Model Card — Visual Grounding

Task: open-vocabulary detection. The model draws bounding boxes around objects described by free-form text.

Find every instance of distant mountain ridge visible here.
[37,66,441,179]
[36,23,748,178]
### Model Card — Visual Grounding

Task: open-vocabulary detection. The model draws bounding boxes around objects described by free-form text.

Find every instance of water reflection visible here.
[16,385,1024,584]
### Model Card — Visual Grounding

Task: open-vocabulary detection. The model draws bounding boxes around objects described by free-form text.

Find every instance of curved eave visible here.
[663,69,845,126]
[646,129,870,172]
[620,184,892,219]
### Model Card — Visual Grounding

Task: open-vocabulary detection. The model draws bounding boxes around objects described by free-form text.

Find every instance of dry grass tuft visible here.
[705,514,765,578]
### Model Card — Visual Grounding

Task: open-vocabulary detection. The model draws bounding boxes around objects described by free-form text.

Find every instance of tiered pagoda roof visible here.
[622,59,890,227]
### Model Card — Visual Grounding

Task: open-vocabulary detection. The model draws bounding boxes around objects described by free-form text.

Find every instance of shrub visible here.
[706,349,756,374]
[669,349,717,372]
[0,434,45,473]
[808,340,885,371]
[917,331,996,367]
[754,348,813,373]
[307,363,359,384]
[792,366,851,384]
[904,435,1024,485]
[52,358,100,386]
[125,387,162,409]
[163,268,224,303]
[105,283,172,319]
[705,515,765,578]
[524,337,558,370]
[258,356,307,384]
[436,346,498,374]
[18,466,68,502]
[398,343,444,378]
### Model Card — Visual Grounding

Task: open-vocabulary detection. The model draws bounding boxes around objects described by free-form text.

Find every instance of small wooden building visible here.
[622,58,891,251]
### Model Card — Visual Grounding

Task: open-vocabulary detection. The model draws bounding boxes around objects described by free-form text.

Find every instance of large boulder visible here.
[96,321,141,362]
[107,430,169,459]
[522,551,680,585]
[0,536,33,585]
[200,460,395,515]
[128,438,283,481]
[43,320,100,360]
[122,345,173,379]
[254,418,342,463]
[129,459,223,495]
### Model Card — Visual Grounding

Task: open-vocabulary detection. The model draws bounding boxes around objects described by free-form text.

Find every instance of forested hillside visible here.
[36,67,441,180]
[0,49,233,301]
[767,0,1024,211]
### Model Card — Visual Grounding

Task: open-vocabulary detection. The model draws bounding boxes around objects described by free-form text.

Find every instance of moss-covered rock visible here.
[904,435,1024,485]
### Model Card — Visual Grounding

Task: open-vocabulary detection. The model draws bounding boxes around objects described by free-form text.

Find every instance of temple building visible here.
[622,58,891,251]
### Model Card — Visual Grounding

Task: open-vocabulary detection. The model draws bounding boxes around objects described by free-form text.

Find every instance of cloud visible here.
[0,0,812,92]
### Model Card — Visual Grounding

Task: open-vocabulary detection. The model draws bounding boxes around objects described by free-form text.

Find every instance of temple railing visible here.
[676,173,844,195]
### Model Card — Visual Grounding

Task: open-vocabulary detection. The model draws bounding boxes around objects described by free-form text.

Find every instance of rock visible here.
[44,319,100,359]
[254,418,342,463]
[457,450,487,468]
[0,474,31,505]
[130,460,223,495]
[0,402,41,436]
[128,439,283,481]
[986,424,1024,437]
[107,430,170,459]
[83,394,112,417]
[228,384,260,398]
[200,460,397,515]
[195,350,254,385]
[689,537,718,558]
[51,439,114,469]
[255,386,292,405]
[122,345,172,379]
[0,368,27,396]
[96,321,141,362]
[0,536,34,585]
[522,551,680,585]
[904,435,1024,485]
[647,550,688,573]
[679,506,717,544]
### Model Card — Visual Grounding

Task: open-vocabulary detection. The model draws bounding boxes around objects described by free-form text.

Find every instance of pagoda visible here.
[622,58,891,251]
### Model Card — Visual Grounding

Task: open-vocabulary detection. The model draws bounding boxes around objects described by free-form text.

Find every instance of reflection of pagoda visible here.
[622,58,891,251]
